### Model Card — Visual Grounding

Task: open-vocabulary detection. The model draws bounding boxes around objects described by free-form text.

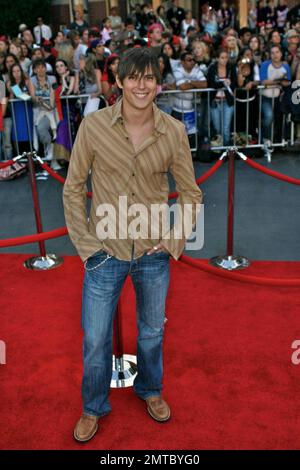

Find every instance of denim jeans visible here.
[81,247,170,417]
[210,100,234,146]
[261,96,282,141]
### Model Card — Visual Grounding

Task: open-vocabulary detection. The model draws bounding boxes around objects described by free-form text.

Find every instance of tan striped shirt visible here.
[63,98,202,262]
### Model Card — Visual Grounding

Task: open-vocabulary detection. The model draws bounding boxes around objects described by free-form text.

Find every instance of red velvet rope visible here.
[39,159,225,200]
[180,255,300,287]
[168,158,224,200]
[244,157,300,186]
[0,159,15,169]
[39,162,92,199]
[0,227,68,248]
[40,162,66,184]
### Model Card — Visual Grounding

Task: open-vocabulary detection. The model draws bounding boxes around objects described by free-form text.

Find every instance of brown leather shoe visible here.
[73,414,99,442]
[146,396,171,422]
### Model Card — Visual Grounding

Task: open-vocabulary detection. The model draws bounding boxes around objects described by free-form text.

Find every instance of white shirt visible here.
[173,64,206,112]
[34,24,52,44]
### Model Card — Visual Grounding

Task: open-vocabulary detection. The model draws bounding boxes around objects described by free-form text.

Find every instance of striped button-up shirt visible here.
[63,98,202,262]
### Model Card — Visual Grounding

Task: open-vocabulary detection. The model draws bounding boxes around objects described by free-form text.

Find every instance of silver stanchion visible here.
[24,152,63,270]
[111,301,137,388]
[210,147,250,270]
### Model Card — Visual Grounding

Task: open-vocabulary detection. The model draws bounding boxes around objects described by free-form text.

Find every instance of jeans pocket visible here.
[84,251,112,271]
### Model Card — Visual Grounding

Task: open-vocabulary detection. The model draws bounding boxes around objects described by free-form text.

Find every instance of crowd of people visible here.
[0,1,300,167]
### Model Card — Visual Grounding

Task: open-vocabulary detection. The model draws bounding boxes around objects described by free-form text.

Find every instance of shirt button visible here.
[132,192,135,196]
[132,173,135,176]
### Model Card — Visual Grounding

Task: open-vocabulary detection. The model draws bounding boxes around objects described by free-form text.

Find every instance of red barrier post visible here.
[209,148,250,270]
[27,152,46,257]
[24,152,63,270]
[227,148,235,257]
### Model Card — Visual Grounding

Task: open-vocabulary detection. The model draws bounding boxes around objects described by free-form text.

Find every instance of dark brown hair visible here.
[117,48,161,84]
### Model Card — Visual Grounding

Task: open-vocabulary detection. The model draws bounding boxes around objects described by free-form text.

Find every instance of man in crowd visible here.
[173,51,207,144]
[33,16,52,45]
[260,44,291,142]
[167,0,186,36]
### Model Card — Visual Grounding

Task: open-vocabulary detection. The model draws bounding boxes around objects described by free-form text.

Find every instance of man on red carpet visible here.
[63,47,202,443]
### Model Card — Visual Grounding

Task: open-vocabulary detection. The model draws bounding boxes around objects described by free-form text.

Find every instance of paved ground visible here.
[1,148,300,261]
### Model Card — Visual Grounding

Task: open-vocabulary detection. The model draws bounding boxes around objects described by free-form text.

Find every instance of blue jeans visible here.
[210,100,234,146]
[261,96,282,141]
[81,248,170,417]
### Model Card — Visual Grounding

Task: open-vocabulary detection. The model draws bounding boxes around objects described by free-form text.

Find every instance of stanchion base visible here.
[24,254,63,270]
[111,354,138,389]
[209,255,250,271]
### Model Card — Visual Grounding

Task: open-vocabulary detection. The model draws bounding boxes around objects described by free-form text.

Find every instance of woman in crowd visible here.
[1,54,20,159]
[217,1,233,32]
[201,4,218,37]
[76,53,104,115]
[191,39,211,75]
[53,58,77,163]
[156,53,176,115]
[161,42,180,72]
[181,10,199,38]
[56,41,75,72]
[207,48,237,146]
[249,35,264,65]
[29,59,58,167]
[156,5,170,31]
[101,54,120,106]
[6,62,33,154]
[235,47,260,142]
[223,35,240,64]
[2,53,19,82]
[9,40,31,74]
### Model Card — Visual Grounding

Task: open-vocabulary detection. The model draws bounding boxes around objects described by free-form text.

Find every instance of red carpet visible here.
[1,254,300,450]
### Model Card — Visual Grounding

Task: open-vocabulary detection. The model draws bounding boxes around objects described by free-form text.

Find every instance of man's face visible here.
[95,44,104,55]
[182,54,195,72]
[271,47,282,62]
[23,30,33,43]
[55,32,64,44]
[116,67,157,112]
[0,41,7,53]
[34,64,46,75]
[288,34,300,46]
[150,28,162,42]
[242,32,251,44]
[33,49,43,59]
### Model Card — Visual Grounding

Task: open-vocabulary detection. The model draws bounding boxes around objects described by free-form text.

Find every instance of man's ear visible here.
[116,75,123,89]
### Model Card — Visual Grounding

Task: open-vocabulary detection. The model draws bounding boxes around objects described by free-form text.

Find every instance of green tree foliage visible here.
[0,0,51,37]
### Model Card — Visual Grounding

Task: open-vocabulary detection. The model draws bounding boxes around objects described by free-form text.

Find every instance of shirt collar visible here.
[111,97,167,135]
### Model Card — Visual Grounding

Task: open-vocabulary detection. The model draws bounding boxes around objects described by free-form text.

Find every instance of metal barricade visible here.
[157,86,293,161]
[5,88,294,164]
